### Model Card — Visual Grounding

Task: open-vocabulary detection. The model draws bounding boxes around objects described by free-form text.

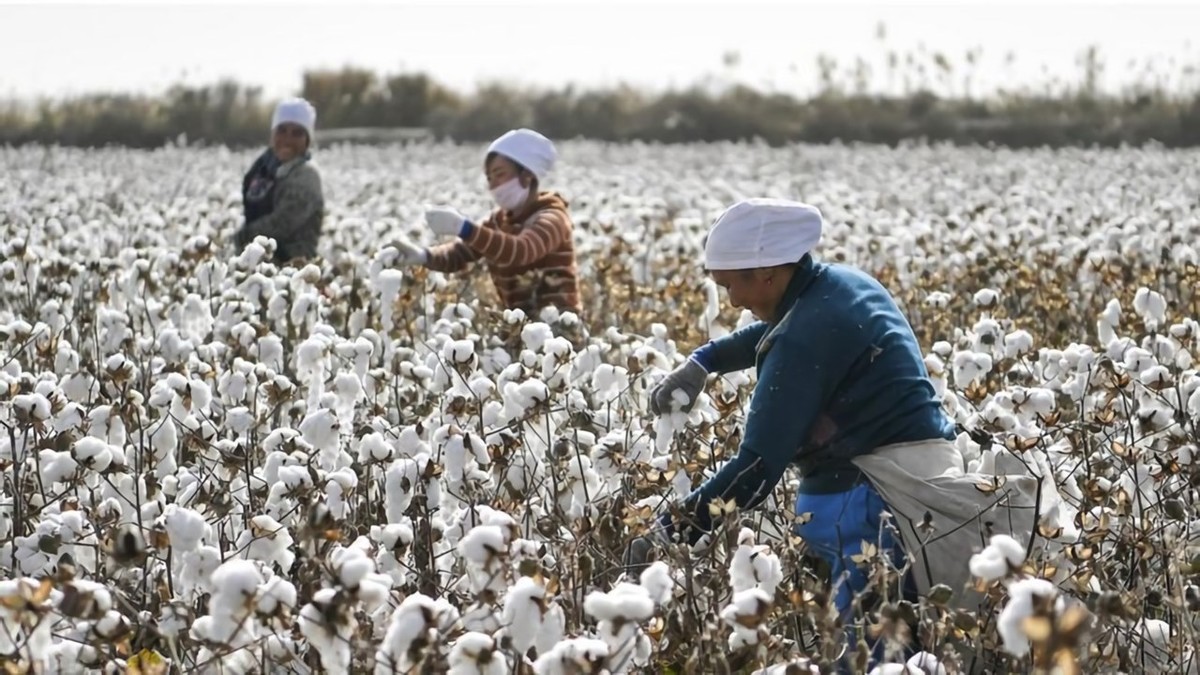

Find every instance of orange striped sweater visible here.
[425,192,581,315]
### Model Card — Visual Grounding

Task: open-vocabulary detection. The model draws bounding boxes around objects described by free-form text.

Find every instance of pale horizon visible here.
[2,0,1198,102]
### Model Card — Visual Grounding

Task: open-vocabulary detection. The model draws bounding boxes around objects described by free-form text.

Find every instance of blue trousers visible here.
[794,479,918,670]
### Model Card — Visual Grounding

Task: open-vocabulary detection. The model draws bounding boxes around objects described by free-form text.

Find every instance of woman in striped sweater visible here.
[390,128,581,317]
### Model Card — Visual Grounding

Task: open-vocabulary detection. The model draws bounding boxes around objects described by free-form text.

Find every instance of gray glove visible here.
[622,527,672,576]
[649,359,708,415]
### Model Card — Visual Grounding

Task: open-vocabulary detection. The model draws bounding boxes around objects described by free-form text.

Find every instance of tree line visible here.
[2,53,1199,149]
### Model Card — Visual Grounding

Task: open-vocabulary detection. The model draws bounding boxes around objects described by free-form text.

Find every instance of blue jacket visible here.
[669,255,955,544]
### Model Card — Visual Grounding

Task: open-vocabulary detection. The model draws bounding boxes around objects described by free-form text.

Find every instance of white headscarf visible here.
[487,128,557,180]
[704,198,823,270]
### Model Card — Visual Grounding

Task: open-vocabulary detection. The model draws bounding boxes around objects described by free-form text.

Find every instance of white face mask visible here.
[490,178,530,211]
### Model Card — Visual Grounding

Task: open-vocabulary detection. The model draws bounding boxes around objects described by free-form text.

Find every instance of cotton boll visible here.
[385,456,424,522]
[968,534,1025,582]
[448,633,508,675]
[981,400,1018,431]
[972,318,1003,353]
[973,288,1001,309]
[951,350,993,386]
[925,291,952,309]
[1014,387,1057,417]
[753,663,822,675]
[639,561,674,605]
[326,467,359,520]
[444,339,476,364]
[458,525,509,567]
[533,638,610,675]
[720,588,772,648]
[334,370,364,413]
[357,432,394,464]
[236,515,295,571]
[161,505,210,553]
[12,393,52,424]
[502,378,550,419]
[223,404,258,439]
[997,578,1062,657]
[730,528,783,597]
[256,575,298,618]
[1144,333,1178,364]
[1098,299,1122,345]
[591,364,630,404]
[1140,365,1173,389]
[38,449,78,486]
[375,593,441,671]
[461,603,502,634]
[208,559,264,614]
[1004,330,1034,359]
[299,407,341,468]
[331,546,375,589]
[521,322,554,353]
[72,437,115,473]
[502,576,546,654]
[1133,287,1168,329]
[1124,347,1156,375]
[964,547,1012,583]
[584,582,655,623]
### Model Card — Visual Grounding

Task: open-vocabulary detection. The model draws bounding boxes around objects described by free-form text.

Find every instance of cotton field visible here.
[2,141,1200,674]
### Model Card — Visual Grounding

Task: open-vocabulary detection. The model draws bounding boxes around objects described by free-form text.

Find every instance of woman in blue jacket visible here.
[636,198,959,667]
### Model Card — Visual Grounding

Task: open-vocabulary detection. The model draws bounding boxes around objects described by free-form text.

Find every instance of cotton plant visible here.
[457,522,516,598]
[384,450,443,522]
[967,534,1090,661]
[189,559,267,673]
[433,423,493,504]
[950,348,994,389]
[155,505,222,600]
[6,141,1200,671]
[447,632,511,675]
[233,514,296,572]
[532,637,610,675]
[721,587,774,649]
[375,592,463,673]
[557,452,605,520]
[583,582,655,672]
[299,542,394,675]
[729,528,784,598]
[499,574,566,658]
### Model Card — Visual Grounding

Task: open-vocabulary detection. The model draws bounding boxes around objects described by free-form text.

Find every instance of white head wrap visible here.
[487,128,557,180]
[704,198,823,271]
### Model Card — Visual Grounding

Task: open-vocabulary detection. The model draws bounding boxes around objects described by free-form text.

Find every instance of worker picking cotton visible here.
[386,128,581,317]
[234,98,326,264]
[631,197,1041,672]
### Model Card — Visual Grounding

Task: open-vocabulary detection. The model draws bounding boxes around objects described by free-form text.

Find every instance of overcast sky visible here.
[2,0,1197,100]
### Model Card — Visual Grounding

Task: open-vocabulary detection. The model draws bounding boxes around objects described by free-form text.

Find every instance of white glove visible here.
[385,239,428,267]
[425,207,470,237]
